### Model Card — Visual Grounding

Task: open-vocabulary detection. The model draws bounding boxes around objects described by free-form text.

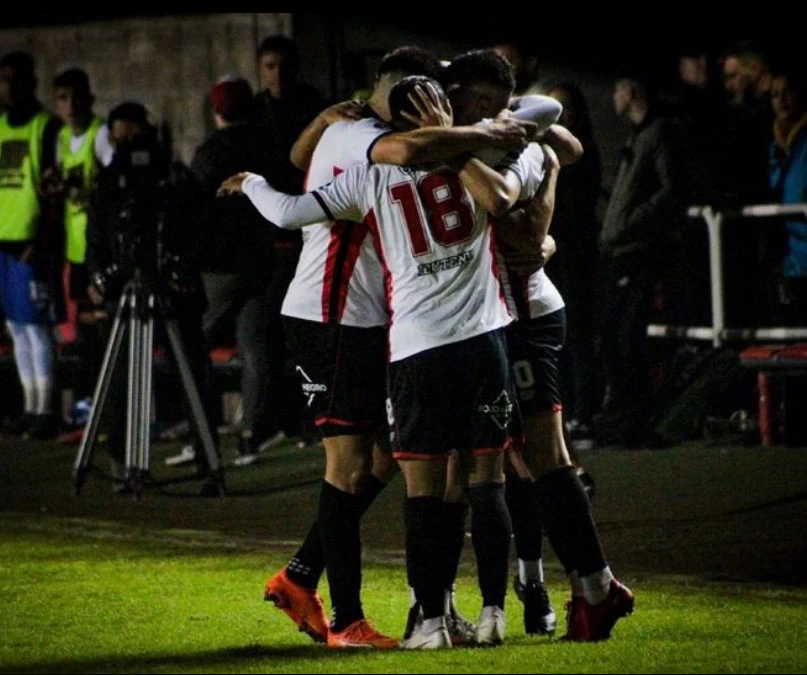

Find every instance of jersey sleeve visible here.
[242,164,367,230]
[342,118,392,164]
[503,143,547,202]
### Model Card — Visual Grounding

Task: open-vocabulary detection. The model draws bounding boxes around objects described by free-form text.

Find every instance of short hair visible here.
[53,68,92,97]
[772,66,807,99]
[256,35,300,73]
[723,41,769,70]
[441,49,516,94]
[377,46,443,81]
[0,51,36,83]
[616,73,659,105]
[108,102,150,129]
[389,75,447,128]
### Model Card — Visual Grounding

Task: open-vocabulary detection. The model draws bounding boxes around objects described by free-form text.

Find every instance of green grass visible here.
[2,517,806,674]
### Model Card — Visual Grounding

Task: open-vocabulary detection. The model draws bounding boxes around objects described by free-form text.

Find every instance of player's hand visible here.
[217,173,252,197]
[39,167,65,199]
[322,100,366,125]
[502,236,557,276]
[486,118,537,152]
[402,82,453,129]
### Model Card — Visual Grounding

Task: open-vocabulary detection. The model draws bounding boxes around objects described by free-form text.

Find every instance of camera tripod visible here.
[74,277,225,498]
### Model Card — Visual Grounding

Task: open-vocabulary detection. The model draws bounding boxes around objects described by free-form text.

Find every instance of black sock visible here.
[442,502,470,593]
[406,497,447,620]
[469,483,512,609]
[319,482,364,632]
[505,476,543,563]
[533,467,607,578]
[287,476,387,591]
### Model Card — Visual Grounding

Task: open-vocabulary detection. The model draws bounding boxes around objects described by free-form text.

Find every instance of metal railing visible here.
[648,204,807,348]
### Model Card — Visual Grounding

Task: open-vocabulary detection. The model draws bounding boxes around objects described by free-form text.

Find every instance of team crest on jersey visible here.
[478,391,514,431]
[296,366,328,407]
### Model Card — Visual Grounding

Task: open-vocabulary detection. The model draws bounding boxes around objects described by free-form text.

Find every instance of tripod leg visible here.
[164,318,224,493]
[74,288,131,495]
[137,298,156,477]
[126,292,143,485]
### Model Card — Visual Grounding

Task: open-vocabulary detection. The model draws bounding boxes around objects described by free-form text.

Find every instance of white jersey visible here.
[499,143,566,321]
[281,116,391,328]
[243,164,514,363]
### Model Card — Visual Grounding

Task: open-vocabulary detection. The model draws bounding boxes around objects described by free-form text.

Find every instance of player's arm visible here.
[290,100,366,171]
[537,124,583,167]
[371,118,535,168]
[219,166,365,230]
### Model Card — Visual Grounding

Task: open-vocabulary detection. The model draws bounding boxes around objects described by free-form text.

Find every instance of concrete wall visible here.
[0,13,291,162]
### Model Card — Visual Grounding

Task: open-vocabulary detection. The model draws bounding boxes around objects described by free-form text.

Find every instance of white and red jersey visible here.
[243,164,514,363]
[281,116,391,328]
[498,143,566,321]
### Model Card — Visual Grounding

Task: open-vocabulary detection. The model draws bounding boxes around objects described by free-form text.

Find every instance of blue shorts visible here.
[0,250,60,325]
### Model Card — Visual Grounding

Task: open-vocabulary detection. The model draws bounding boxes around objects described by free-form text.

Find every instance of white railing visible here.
[648,204,807,348]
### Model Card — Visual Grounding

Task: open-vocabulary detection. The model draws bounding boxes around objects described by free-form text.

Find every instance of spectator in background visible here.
[0,52,63,440]
[43,69,112,414]
[170,77,284,469]
[720,44,775,325]
[492,41,543,96]
[770,68,807,325]
[255,35,324,442]
[599,76,687,419]
[545,82,602,439]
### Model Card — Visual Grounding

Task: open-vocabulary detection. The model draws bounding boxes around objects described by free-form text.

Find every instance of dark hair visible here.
[442,49,515,94]
[389,75,446,128]
[53,68,92,97]
[617,72,659,106]
[0,51,36,83]
[257,35,300,74]
[108,102,150,129]
[723,41,769,68]
[378,46,443,81]
[772,66,807,99]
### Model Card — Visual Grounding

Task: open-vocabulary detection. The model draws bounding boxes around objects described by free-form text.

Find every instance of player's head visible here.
[53,68,95,130]
[441,49,515,126]
[370,46,444,122]
[388,76,449,132]
[0,52,37,108]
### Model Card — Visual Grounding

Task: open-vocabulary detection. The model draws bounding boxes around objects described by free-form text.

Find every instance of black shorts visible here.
[506,308,566,418]
[284,317,388,439]
[388,329,515,460]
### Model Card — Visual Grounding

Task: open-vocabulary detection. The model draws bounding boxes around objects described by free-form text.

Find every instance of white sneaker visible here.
[476,606,506,647]
[400,617,452,651]
[165,445,196,467]
[258,431,288,453]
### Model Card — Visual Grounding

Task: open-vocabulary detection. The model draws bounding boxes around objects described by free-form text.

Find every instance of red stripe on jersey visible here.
[364,208,393,327]
[315,417,364,428]
[471,447,508,457]
[488,224,514,321]
[321,222,346,323]
[336,223,370,323]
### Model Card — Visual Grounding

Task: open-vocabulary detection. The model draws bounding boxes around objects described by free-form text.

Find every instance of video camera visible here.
[91,136,192,299]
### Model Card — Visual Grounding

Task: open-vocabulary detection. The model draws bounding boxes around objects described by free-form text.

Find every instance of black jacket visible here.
[190,121,280,277]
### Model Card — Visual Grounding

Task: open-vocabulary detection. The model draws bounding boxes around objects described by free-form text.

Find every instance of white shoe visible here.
[476,606,506,647]
[400,617,452,651]
[258,431,287,453]
[165,445,196,467]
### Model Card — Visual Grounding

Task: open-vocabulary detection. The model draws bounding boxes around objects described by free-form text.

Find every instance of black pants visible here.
[203,272,271,437]
[598,251,657,411]
[266,244,306,437]
[100,291,219,469]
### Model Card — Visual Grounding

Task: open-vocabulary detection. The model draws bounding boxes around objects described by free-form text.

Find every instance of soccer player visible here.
[443,49,635,643]
[221,73,541,651]
[258,47,534,650]
[0,52,63,440]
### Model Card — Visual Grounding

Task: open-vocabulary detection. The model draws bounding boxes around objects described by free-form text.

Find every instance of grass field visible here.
[2,515,807,675]
[2,438,807,673]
